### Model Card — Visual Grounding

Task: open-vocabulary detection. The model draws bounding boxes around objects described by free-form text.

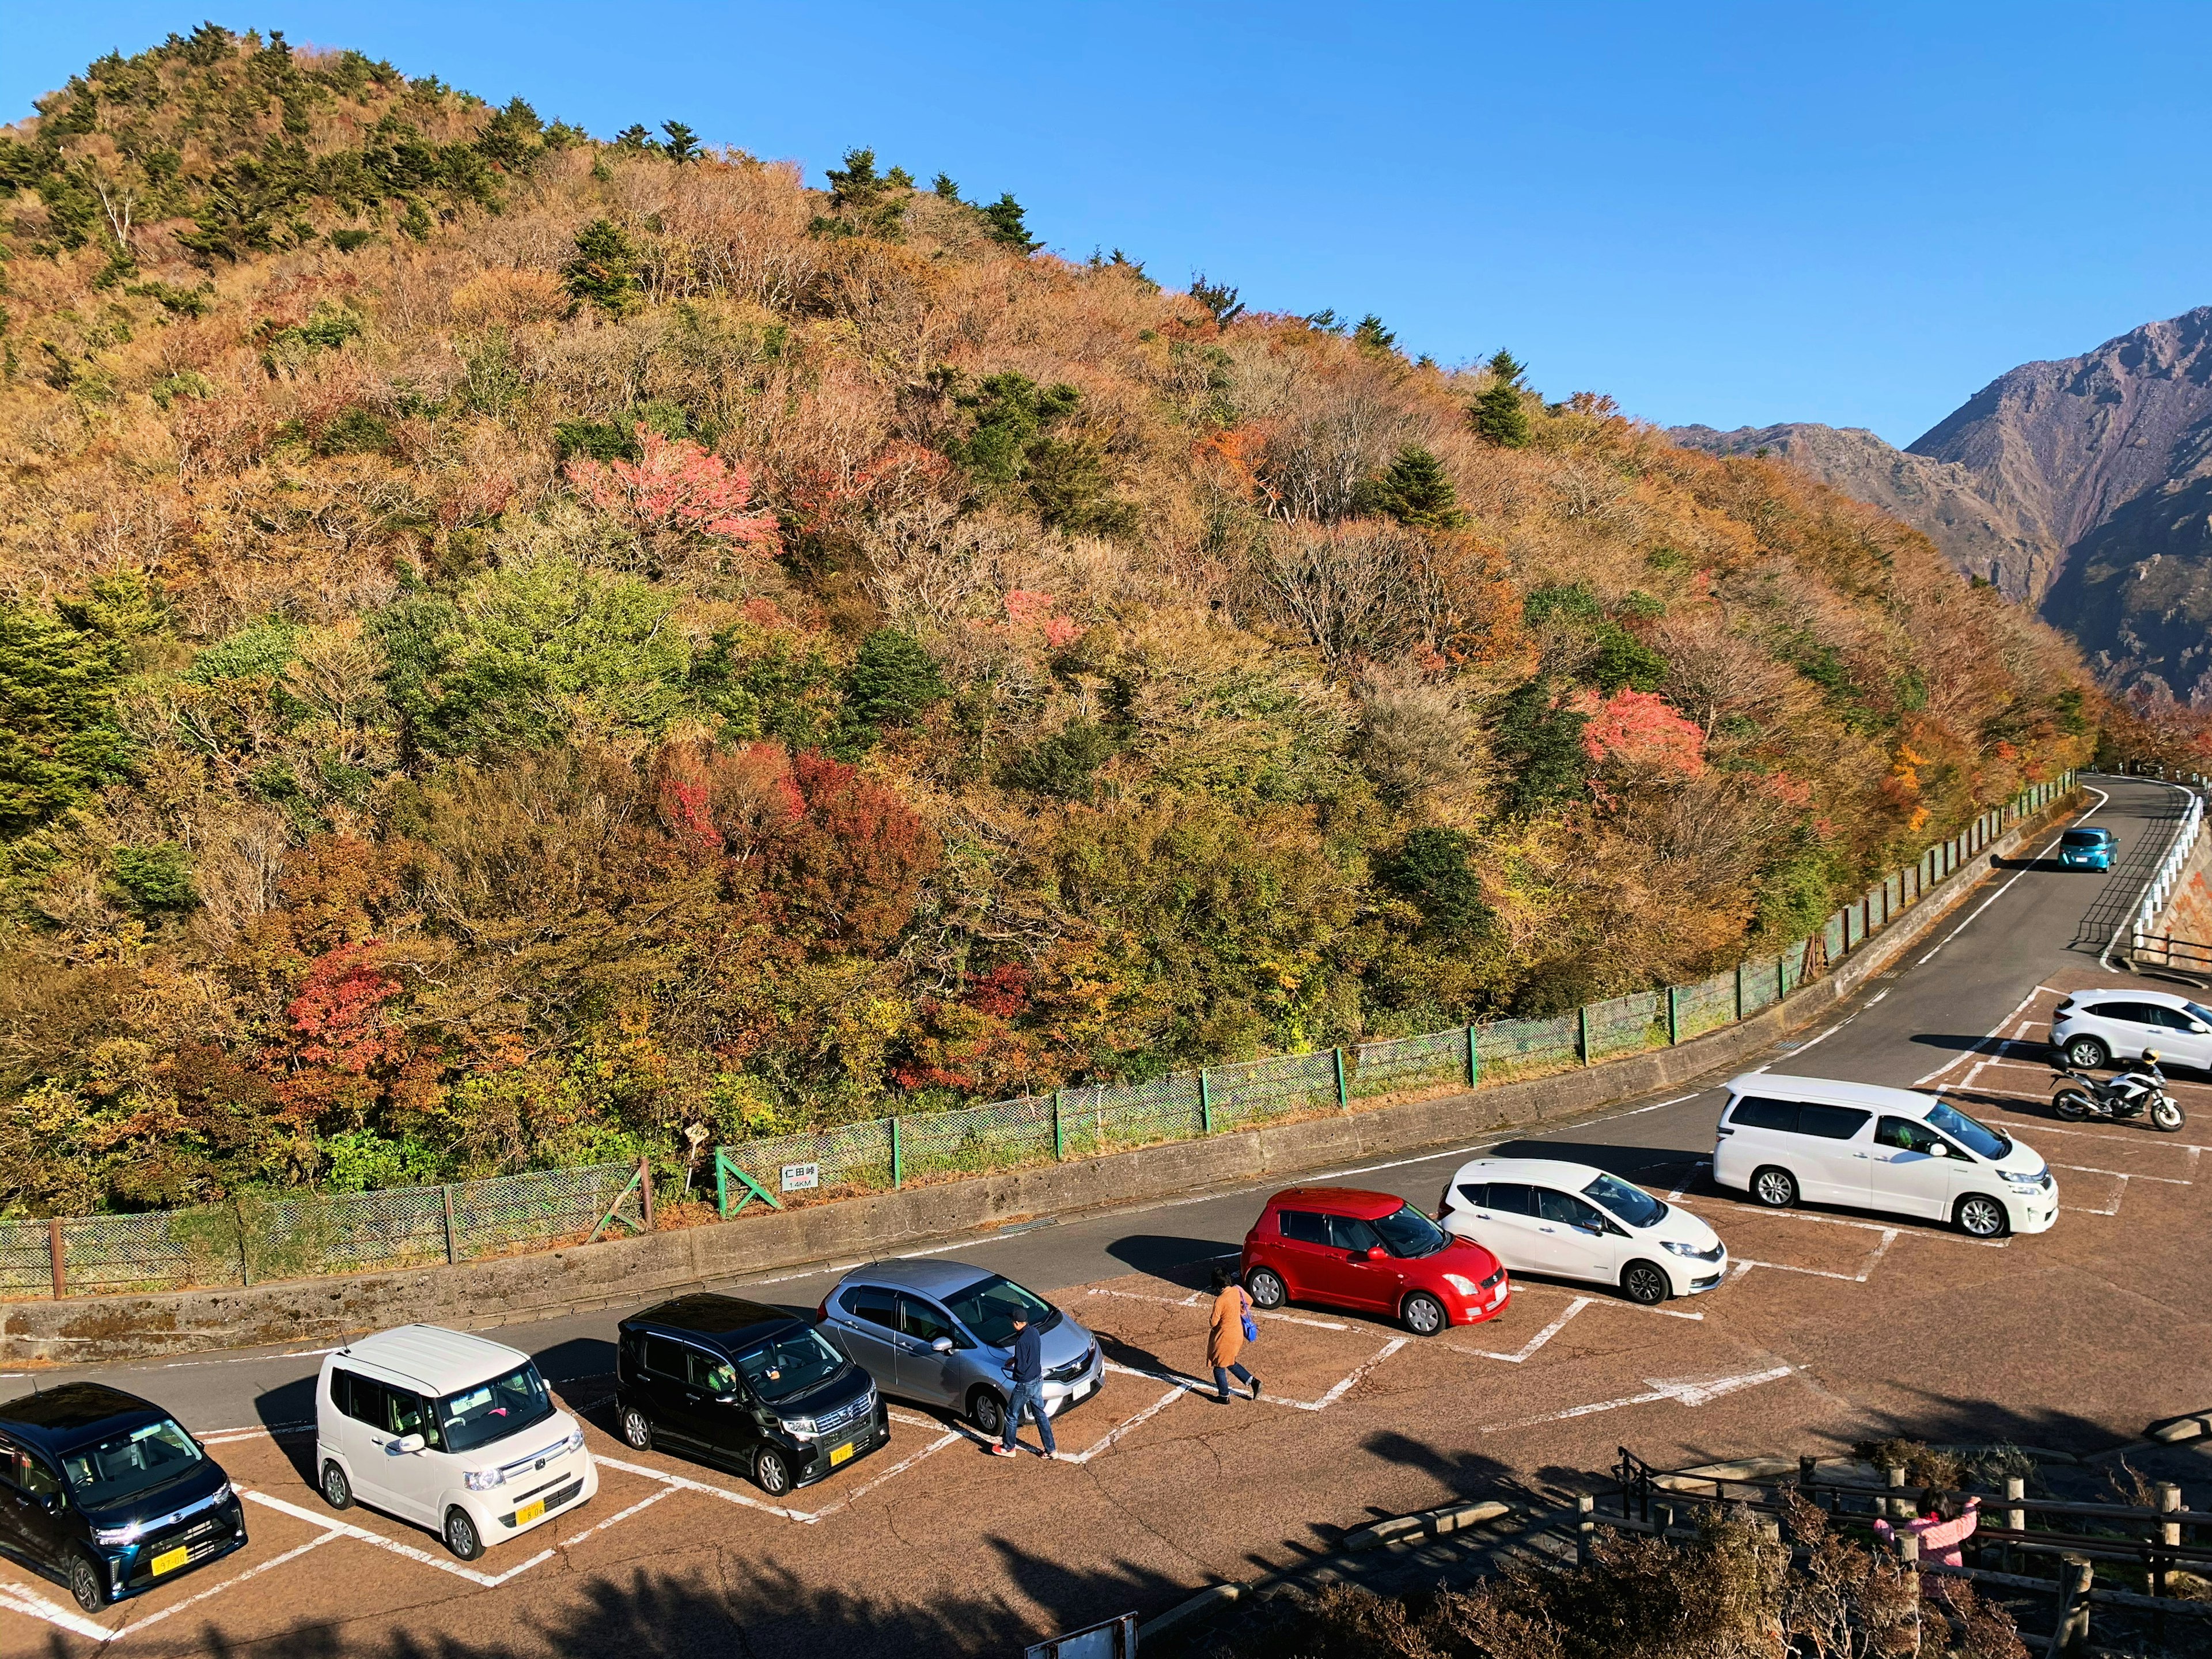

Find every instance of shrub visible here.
[108,842,197,911]
[0,603,132,836]
[564,218,641,314]
[1491,678,1591,816]
[1380,828,1495,942]
[838,628,946,751]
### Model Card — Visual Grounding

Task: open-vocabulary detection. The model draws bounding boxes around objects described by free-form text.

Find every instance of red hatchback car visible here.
[1240,1187,1511,1335]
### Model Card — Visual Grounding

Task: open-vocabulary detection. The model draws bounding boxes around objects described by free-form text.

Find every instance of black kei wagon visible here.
[0,1382,246,1613]
[615,1294,888,1498]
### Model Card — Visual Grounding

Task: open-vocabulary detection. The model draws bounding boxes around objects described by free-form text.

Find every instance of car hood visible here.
[987,1314,1094,1369]
[1640,1203,1722,1251]
[1435,1236,1502,1276]
[1993,1139,2047,1179]
[79,1456,232,1531]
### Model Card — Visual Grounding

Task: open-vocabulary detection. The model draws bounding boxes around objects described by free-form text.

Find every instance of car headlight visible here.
[464,1467,505,1492]
[782,1415,817,1437]
[1442,1273,1483,1296]
[1997,1171,2040,1187]
[564,1429,586,1456]
[93,1521,141,1547]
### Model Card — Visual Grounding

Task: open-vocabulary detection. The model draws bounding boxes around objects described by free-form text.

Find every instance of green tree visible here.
[1490,677,1590,816]
[0,604,132,836]
[1379,828,1495,942]
[1472,380,1531,448]
[563,218,640,314]
[659,120,700,162]
[1354,445,1468,529]
[1353,313,1396,354]
[1487,349,1526,386]
[1003,719,1120,799]
[931,172,961,200]
[1588,626,1667,694]
[1189,274,1245,328]
[836,628,947,752]
[978,192,1039,251]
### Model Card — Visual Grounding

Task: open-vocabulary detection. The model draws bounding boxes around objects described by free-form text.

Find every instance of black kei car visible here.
[0,1382,246,1613]
[615,1294,888,1498]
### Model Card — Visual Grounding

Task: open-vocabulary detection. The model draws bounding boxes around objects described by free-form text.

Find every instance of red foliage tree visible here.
[565,425,781,555]
[1572,688,1706,778]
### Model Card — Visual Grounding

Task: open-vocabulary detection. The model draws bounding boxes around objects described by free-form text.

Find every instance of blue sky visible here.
[7,2,2207,445]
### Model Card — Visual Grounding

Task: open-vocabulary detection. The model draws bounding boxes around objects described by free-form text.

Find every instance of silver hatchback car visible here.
[816,1260,1105,1439]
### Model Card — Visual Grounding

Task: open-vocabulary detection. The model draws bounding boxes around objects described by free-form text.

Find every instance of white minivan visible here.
[315,1325,597,1560]
[1713,1073,2056,1239]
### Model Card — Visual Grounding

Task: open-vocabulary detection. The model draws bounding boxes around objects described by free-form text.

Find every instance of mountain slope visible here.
[1668,422,2061,601]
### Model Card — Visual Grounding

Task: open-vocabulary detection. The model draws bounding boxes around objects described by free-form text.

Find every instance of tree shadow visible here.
[1484,1138,1707,1173]
[1357,1430,1529,1517]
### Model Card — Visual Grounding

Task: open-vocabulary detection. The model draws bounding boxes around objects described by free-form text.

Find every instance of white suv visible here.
[315,1325,597,1559]
[2051,989,2212,1073]
[1437,1157,1728,1305]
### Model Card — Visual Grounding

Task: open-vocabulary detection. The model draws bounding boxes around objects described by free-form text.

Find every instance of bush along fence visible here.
[1,775,2074,1302]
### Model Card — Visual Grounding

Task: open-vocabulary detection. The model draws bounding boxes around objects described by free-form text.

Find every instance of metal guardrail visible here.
[2134,785,2206,952]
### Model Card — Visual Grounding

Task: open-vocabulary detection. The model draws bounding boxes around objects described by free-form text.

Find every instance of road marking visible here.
[240,1487,556,1586]
[1668,1160,1710,1200]
[198,1420,313,1445]
[557,1484,675,1546]
[1456,1297,1590,1362]
[1914,986,2060,1086]
[1480,1365,1796,1431]
[794,1430,965,1519]
[1297,1339,1409,1411]
[1917,808,2090,967]
[1732,1228,1896,1283]
[592,1456,805,1522]
[1066,1384,1186,1462]
[0,1570,119,1642]
[1081,1286,1348,1329]
[112,1529,342,1639]
[1104,1337,1408,1414]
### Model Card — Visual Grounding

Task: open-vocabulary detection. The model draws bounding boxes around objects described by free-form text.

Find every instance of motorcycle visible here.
[2050,1048,2187,1132]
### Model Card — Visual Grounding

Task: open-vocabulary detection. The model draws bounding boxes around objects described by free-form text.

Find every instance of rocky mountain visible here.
[1668,422,2060,601]
[1675,306,2212,699]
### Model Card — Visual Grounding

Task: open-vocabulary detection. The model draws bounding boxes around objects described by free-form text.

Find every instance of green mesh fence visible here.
[1585,991,1664,1060]
[1350,1029,1471,1099]
[724,1119,897,1199]
[1674,970,1738,1040]
[902,1094,1056,1180]
[1738,957,1786,1016]
[1473,1013,1580,1079]
[1087,1073,1207,1155]
[1209,1051,1340,1131]
[0,1223,50,1297]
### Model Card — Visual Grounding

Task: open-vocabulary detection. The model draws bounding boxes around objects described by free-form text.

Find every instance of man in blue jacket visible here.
[989,1310,1059,1459]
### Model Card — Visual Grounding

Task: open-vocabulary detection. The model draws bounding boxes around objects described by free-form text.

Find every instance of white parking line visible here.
[1456,1297,1590,1363]
[557,1485,675,1546]
[1480,1365,1796,1432]
[0,1571,118,1642]
[1915,986,2066,1087]
[1065,1384,1186,1463]
[1731,1228,1897,1284]
[1104,1336,1408,1414]
[112,1529,342,1639]
[238,1488,554,1586]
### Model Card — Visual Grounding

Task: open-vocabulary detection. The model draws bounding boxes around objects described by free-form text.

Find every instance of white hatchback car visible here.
[1713,1073,2055,1238]
[315,1325,597,1560]
[1436,1157,1728,1305]
[2050,988,2212,1073]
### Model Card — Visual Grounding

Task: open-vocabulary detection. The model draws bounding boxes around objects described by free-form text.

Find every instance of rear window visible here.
[1481,1182,1536,1215]
[2061,830,2102,847]
[1277,1210,1329,1244]
[1728,1097,1798,1132]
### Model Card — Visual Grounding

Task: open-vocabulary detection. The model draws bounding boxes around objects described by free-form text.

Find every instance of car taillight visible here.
[816,1298,830,1323]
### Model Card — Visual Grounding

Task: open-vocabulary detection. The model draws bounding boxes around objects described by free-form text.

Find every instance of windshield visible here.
[2188,1003,2212,1028]
[734,1330,845,1402]
[60,1418,204,1509]
[438,1363,556,1453]
[1373,1203,1449,1257]
[1926,1100,2009,1161]
[943,1273,1057,1347]
[1582,1172,1667,1229]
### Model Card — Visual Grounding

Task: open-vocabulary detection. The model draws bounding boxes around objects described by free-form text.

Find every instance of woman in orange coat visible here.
[1207,1266,1262,1403]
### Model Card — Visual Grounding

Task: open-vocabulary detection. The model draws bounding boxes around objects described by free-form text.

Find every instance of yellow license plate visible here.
[828,1441,854,1467]
[513,1499,546,1525]
[150,1546,190,1577]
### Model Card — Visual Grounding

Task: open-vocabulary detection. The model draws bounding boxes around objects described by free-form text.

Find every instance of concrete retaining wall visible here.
[0,794,2075,1366]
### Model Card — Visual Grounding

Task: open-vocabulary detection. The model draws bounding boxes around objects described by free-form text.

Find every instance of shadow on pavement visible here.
[1106,1234,1240,1288]
[1357,1431,1522,1517]
[1483,1139,1705,1175]
[174,1546,1193,1659]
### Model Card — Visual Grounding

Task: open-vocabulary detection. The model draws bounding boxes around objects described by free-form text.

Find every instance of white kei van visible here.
[1713,1074,2056,1239]
[315,1325,597,1560]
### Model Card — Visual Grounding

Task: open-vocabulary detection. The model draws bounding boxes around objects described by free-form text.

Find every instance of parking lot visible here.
[1,783,2207,1655]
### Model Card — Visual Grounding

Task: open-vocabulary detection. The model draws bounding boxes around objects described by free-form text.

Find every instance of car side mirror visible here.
[1927,1144,1948,1157]
[393,1433,426,1455]
[1355,1247,1378,1262]
[930,1336,954,1354]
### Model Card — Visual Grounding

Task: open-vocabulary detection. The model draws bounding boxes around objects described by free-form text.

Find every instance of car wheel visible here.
[2152,1097,2187,1132]
[320,1459,353,1511]
[2064,1035,2110,1070]
[968,1388,1007,1439]
[67,1551,104,1615]
[621,1407,653,1451]
[1402,1291,1446,1336]
[1621,1260,1671,1306]
[1955,1194,2009,1239]
[754,1447,794,1497]
[1244,1267,1286,1310]
[1752,1166,1798,1209]
[443,1506,484,1562]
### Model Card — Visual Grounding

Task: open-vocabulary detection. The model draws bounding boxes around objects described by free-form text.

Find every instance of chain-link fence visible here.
[9,774,2075,1301]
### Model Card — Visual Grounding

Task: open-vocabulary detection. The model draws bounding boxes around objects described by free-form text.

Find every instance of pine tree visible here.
[1381,828,1495,942]
[1190,274,1245,328]
[1491,677,1590,816]
[1487,349,1525,387]
[0,603,133,835]
[1472,381,1532,449]
[1354,445,1467,529]
[826,147,882,207]
[563,219,640,313]
[931,173,961,200]
[840,628,948,751]
[979,192,1039,251]
[659,120,700,162]
[1353,313,1396,355]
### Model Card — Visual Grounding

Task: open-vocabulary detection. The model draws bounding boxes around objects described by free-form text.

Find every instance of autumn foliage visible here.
[0,28,2097,1211]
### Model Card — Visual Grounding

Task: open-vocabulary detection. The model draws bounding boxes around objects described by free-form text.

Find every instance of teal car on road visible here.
[2058,827,2114,870]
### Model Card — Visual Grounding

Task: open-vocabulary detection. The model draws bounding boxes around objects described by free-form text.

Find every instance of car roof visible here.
[620,1294,803,1349]
[0,1382,166,1453]
[1727,1072,1938,1114]
[1450,1157,1617,1190]
[2073,988,2198,1009]
[839,1257,1009,1298]
[335,1325,533,1395]
[1262,1186,1404,1219]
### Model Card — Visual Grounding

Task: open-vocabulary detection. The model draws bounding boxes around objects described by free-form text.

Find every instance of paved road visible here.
[2,773,2204,1656]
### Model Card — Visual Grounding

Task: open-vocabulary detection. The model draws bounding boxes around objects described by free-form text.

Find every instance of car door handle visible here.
[1853,1153,1870,1160]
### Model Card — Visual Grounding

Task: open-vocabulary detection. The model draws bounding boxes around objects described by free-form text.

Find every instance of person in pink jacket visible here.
[1875,1491,1982,1566]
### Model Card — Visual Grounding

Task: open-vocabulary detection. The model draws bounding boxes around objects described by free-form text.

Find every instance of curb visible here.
[1344,1498,1513,1552]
